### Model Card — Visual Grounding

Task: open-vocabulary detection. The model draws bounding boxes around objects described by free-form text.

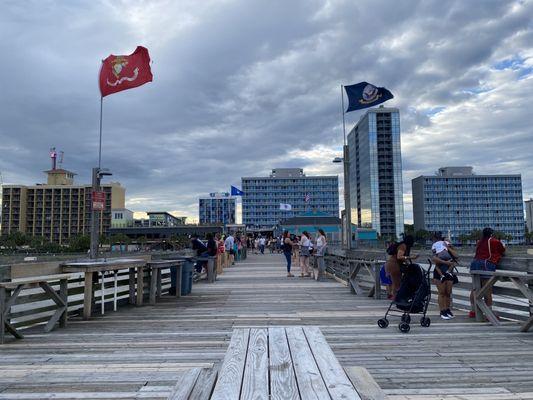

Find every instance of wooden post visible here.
[156,268,162,298]
[149,266,157,306]
[59,278,68,328]
[207,257,216,283]
[472,273,484,322]
[128,267,135,305]
[136,266,144,306]
[83,271,93,320]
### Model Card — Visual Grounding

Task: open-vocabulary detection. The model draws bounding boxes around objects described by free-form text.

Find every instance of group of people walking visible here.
[383,227,506,320]
[280,229,328,280]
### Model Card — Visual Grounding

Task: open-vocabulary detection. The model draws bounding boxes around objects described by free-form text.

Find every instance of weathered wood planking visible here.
[241,328,269,400]
[0,253,532,399]
[285,326,331,399]
[211,328,250,400]
[167,367,201,400]
[304,326,361,400]
[268,327,299,400]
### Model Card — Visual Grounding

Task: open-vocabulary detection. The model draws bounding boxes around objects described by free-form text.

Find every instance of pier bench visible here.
[146,259,184,305]
[208,326,384,400]
[62,258,146,319]
[0,274,70,344]
[472,269,533,331]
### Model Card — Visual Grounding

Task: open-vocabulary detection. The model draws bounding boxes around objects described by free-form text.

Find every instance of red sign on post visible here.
[92,191,106,211]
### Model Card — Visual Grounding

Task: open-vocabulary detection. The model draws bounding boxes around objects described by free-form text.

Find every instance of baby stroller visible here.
[377,261,433,333]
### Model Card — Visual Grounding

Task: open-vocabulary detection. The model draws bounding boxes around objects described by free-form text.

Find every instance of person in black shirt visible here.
[191,234,208,272]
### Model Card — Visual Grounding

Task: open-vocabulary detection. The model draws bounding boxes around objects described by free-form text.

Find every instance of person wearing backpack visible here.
[385,235,418,295]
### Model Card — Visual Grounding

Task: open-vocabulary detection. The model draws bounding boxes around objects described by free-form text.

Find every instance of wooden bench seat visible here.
[0,274,71,344]
[207,326,383,399]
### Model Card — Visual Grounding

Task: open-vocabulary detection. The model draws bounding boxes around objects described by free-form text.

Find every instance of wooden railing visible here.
[322,249,533,323]
[0,253,187,332]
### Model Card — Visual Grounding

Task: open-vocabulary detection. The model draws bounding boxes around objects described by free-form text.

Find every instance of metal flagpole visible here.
[90,96,103,259]
[341,85,352,250]
[98,96,103,168]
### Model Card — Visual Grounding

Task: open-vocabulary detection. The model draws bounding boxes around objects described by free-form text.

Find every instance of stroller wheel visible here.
[377,318,389,329]
[401,314,411,324]
[420,317,431,327]
[399,322,410,333]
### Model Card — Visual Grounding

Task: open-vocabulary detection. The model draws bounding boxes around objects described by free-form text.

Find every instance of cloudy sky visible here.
[1,0,532,223]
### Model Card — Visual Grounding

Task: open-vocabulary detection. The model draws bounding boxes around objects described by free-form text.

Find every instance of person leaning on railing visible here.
[469,227,506,318]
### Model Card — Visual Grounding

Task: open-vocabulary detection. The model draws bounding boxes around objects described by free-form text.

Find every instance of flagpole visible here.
[98,96,103,168]
[340,84,352,250]
[341,85,347,145]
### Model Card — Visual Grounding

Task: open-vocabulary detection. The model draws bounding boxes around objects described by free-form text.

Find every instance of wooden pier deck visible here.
[1,253,532,399]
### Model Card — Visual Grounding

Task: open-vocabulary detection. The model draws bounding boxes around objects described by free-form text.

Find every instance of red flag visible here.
[99,46,153,97]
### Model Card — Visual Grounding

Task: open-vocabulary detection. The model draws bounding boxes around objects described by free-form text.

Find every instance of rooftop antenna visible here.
[49,147,57,170]
[58,151,64,168]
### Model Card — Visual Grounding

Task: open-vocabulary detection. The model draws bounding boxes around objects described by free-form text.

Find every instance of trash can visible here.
[181,259,194,295]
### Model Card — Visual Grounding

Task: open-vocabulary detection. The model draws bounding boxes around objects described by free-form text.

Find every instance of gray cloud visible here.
[1,0,532,223]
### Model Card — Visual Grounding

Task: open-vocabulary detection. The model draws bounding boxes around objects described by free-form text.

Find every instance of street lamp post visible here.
[90,167,112,259]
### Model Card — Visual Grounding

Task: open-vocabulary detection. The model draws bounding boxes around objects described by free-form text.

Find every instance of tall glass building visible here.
[242,168,339,230]
[347,106,404,239]
[412,167,525,243]
[199,193,236,225]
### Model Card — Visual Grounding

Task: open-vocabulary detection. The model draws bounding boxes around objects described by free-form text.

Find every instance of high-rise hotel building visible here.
[347,106,404,239]
[412,166,524,243]
[1,167,125,244]
[242,168,339,230]
[199,193,236,225]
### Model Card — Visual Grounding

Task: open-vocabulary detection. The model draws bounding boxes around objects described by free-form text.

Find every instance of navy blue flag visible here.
[344,82,394,112]
[231,186,244,196]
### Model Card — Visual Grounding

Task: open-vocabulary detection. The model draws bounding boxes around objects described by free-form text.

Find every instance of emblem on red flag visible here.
[99,46,153,97]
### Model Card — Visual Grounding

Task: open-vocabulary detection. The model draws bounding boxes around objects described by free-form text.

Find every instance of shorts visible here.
[470,259,496,279]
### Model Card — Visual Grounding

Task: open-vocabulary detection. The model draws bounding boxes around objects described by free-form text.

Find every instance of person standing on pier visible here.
[315,229,327,281]
[282,231,295,277]
[299,231,311,278]
[469,227,506,318]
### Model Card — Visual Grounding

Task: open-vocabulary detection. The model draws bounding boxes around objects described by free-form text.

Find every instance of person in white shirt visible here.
[224,234,235,265]
[298,231,311,277]
[315,229,327,281]
[259,236,266,254]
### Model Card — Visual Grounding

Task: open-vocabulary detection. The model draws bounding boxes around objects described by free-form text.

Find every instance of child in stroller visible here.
[377,260,433,333]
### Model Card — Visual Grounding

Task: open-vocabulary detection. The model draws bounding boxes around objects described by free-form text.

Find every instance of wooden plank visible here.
[269,327,299,400]
[344,366,386,400]
[166,367,201,400]
[241,328,269,400]
[211,328,250,400]
[285,326,330,400]
[189,366,219,400]
[304,326,361,400]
